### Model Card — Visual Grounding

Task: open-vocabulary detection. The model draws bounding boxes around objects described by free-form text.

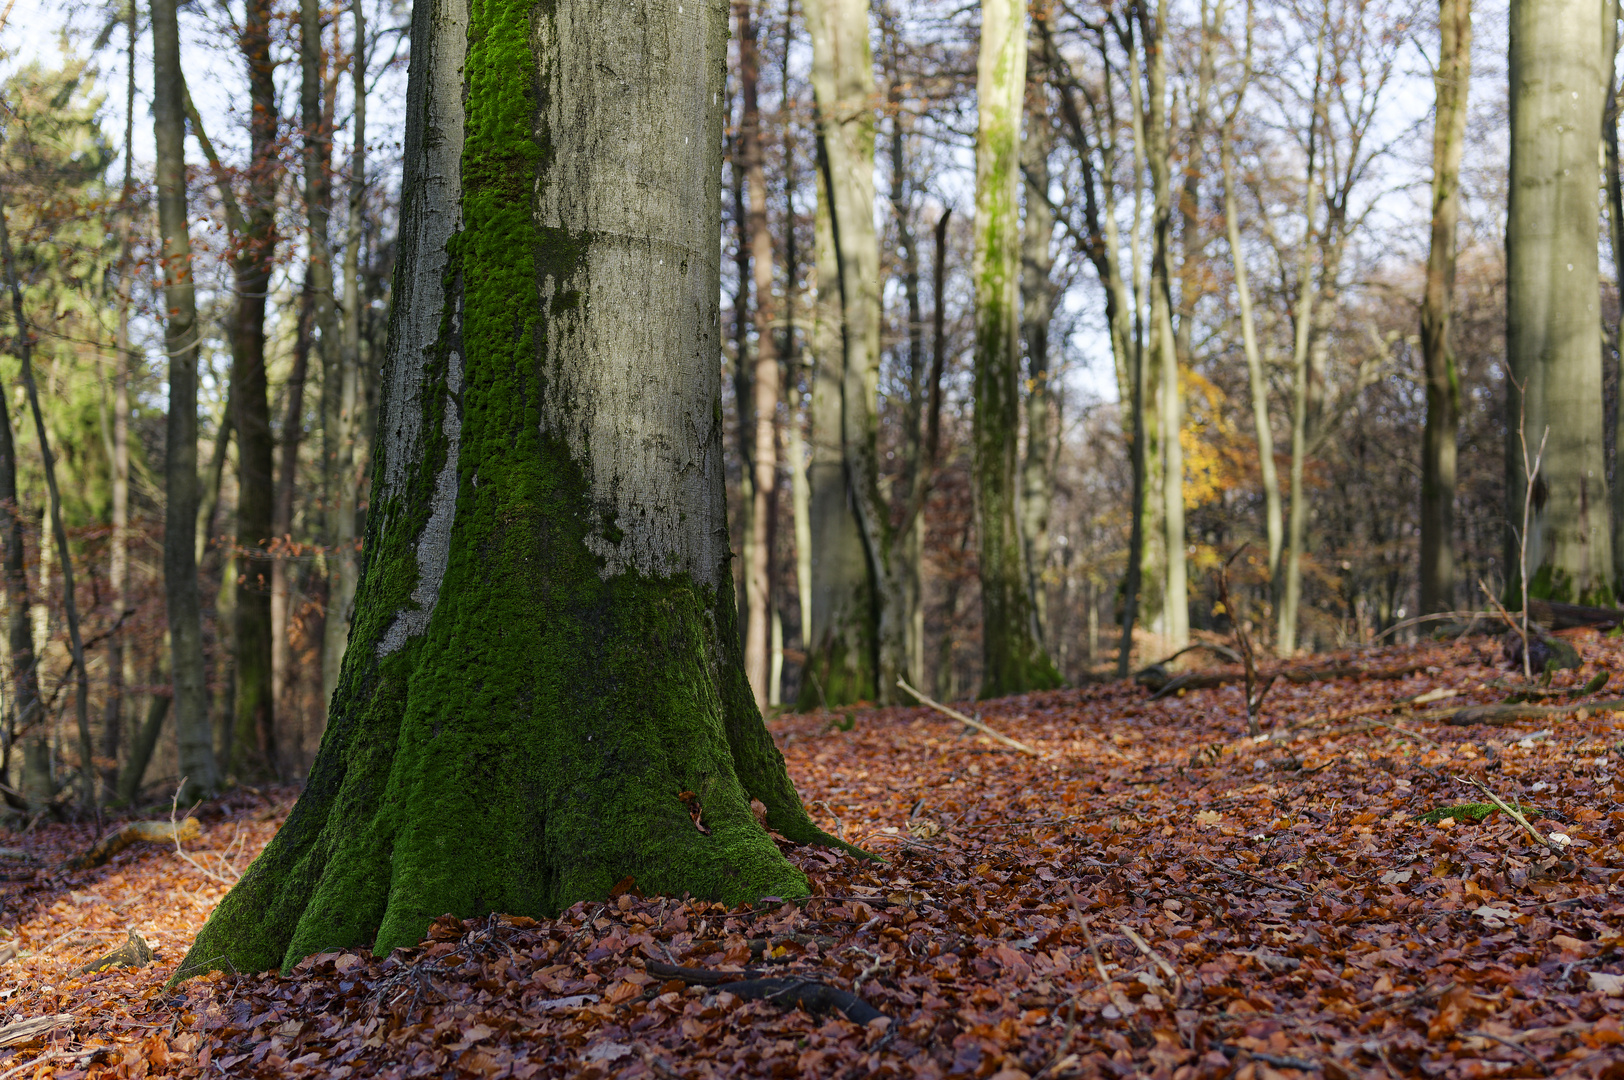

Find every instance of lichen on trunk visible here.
[176,0,855,982]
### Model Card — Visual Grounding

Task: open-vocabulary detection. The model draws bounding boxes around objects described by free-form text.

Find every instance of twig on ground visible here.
[1117,922,1183,1002]
[1456,775,1563,852]
[169,779,239,885]
[1462,1029,1550,1074]
[895,679,1039,757]
[1195,854,1317,897]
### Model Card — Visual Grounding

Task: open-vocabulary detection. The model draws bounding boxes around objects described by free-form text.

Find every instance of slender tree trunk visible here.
[116,664,170,806]
[974,0,1057,696]
[1276,28,1326,656]
[801,0,880,706]
[1419,0,1471,616]
[322,0,367,715]
[780,21,815,671]
[738,0,778,710]
[229,0,281,781]
[273,277,313,733]
[0,220,37,812]
[0,193,95,810]
[153,0,217,801]
[180,0,854,980]
[1220,7,1282,582]
[730,92,754,637]
[106,0,136,783]
[1020,25,1056,648]
[1507,0,1615,602]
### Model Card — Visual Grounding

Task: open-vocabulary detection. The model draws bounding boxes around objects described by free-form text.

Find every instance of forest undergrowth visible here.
[1,637,1622,1079]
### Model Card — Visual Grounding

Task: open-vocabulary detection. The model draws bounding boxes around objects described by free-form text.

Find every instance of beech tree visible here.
[974,0,1058,695]
[1506,0,1615,602]
[178,0,853,977]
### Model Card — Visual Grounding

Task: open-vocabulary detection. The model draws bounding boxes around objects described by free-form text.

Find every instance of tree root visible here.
[645,961,885,1024]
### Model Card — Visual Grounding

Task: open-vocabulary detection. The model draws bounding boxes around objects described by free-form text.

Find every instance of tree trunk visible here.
[153,0,217,802]
[0,231,37,812]
[1020,26,1056,648]
[804,0,905,703]
[322,0,368,720]
[229,0,281,781]
[799,1,878,708]
[1276,29,1325,656]
[273,277,313,732]
[781,28,814,674]
[974,0,1058,697]
[177,0,855,981]
[1607,5,1624,589]
[0,190,96,810]
[1419,0,1472,616]
[1507,0,1616,603]
[738,0,778,710]
[106,0,137,782]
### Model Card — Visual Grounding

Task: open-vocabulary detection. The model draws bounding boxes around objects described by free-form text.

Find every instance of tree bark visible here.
[0,214,37,812]
[738,0,778,710]
[228,0,282,781]
[1419,0,1472,616]
[975,0,1058,696]
[177,0,855,981]
[1607,4,1624,590]
[1020,23,1056,648]
[0,189,95,809]
[801,0,881,706]
[1507,0,1616,603]
[273,277,313,731]
[153,0,217,801]
[322,0,368,721]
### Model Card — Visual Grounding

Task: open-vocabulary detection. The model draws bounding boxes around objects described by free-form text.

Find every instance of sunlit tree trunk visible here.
[975,0,1058,696]
[180,0,855,981]
[802,0,883,705]
[738,0,778,709]
[1506,0,1616,603]
[1220,9,1282,582]
[1606,2,1624,587]
[153,0,218,801]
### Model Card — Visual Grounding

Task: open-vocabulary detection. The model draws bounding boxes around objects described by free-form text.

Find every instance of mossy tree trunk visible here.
[178,0,853,980]
[974,0,1059,697]
[1506,0,1615,604]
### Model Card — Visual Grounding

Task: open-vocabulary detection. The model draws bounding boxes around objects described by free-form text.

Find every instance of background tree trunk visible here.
[1020,23,1056,649]
[231,0,281,781]
[179,0,851,981]
[801,0,879,707]
[1506,0,1616,603]
[974,0,1057,696]
[153,0,218,801]
[1419,0,1472,616]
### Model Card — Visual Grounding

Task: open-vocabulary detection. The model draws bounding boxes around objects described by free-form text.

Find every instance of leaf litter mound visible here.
[3,639,1623,1079]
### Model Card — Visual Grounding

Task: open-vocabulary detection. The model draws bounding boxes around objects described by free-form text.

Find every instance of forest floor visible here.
[1,636,1622,1079]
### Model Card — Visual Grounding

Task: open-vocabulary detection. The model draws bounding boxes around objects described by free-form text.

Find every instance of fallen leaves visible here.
[0,639,1621,1077]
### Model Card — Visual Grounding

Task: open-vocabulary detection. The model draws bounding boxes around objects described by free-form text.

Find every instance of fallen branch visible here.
[644,962,884,1024]
[62,817,200,871]
[1146,661,1431,697]
[1117,923,1183,1002]
[1423,699,1624,727]
[0,1013,73,1048]
[895,679,1039,757]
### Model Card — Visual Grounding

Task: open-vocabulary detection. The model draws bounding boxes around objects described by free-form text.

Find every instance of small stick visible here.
[1117,922,1183,1001]
[1195,854,1317,897]
[896,679,1039,757]
[1458,775,1562,852]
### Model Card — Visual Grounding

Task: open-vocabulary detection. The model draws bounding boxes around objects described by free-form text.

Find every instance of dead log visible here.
[1528,599,1624,631]
[1427,699,1624,727]
[645,961,884,1024]
[63,817,200,871]
[1145,661,1431,697]
[0,1013,73,1048]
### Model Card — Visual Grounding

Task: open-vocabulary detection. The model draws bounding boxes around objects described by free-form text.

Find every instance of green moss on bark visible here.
[173,0,855,984]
